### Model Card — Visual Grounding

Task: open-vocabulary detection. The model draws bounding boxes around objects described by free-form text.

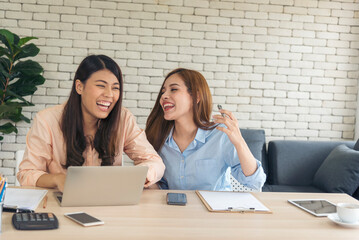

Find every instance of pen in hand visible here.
[217,105,225,117]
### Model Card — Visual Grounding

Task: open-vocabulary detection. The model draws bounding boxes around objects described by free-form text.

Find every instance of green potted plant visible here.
[0,29,45,141]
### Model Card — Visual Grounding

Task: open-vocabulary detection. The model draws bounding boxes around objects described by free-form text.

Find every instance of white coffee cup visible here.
[336,203,359,223]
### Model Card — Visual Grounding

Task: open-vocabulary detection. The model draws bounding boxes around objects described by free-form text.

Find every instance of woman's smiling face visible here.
[76,69,120,123]
[160,73,193,122]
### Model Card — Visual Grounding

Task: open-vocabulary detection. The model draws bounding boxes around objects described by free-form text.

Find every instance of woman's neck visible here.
[173,119,198,152]
[83,116,98,138]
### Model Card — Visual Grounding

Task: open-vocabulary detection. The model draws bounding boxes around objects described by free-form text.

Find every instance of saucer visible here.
[327,213,359,228]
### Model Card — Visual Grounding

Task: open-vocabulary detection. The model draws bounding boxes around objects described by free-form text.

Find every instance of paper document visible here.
[4,188,48,210]
[197,191,270,212]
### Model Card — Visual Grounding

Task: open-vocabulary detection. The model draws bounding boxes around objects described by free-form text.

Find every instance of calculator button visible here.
[21,213,29,221]
[48,213,55,221]
[15,213,22,222]
[41,213,48,221]
[29,213,36,221]
[35,214,42,221]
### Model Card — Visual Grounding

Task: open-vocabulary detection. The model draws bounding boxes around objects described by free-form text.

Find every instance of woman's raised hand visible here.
[213,108,243,147]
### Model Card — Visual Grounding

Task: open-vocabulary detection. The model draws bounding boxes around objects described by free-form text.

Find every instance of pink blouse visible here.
[17,104,165,186]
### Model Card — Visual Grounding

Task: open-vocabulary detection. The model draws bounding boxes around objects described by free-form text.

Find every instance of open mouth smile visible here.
[163,103,174,111]
[97,101,111,111]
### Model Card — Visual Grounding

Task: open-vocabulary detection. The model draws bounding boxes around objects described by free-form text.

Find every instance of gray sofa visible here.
[240,129,359,200]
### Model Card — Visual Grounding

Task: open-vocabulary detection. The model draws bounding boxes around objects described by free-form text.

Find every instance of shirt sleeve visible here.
[123,110,165,186]
[225,138,266,190]
[157,177,169,190]
[17,113,52,186]
[230,159,266,190]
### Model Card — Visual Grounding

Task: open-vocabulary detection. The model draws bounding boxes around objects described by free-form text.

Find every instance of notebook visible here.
[54,166,148,207]
[4,188,47,211]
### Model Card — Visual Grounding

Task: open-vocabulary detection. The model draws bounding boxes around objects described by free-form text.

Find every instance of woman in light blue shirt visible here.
[145,68,266,191]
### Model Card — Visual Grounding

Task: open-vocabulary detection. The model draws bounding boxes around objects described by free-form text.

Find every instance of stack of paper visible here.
[4,188,47,210]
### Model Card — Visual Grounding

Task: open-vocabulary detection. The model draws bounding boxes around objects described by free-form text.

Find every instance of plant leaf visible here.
[0,103,20,119]
[8,75,44,97]
[9,71,21,81]
[20,113,31,123]
[0,67,10,79]
[5,88,32,103]
[13,60,43,76]
[18,36,37,47]
[0,29,14,52]
[0,56,11,71]
[0,46,9,57]
[14,44,40,61]
[0,122,18,134]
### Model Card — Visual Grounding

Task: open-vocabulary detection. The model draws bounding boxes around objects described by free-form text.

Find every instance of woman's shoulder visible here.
[36,104,64,124]
[205,124,225,135]
[201,124,231,143]
[120,107,135,120]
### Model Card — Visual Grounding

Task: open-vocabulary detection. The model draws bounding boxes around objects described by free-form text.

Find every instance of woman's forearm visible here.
[36,173,66,192]
[234,139,258,176]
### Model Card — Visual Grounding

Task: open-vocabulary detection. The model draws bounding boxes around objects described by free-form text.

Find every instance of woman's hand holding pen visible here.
[213,108,243,147]
[213,107,258,177]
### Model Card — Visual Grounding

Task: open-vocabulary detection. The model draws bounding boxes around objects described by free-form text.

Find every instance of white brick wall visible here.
[0,0,358,184]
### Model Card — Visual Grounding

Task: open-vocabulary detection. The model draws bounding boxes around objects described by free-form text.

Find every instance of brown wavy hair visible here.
[145,68,215,151]
[61,55,123,168]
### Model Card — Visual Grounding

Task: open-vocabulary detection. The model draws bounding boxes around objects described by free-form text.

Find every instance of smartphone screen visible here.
[167,193,187,206]
[65,212,104,226]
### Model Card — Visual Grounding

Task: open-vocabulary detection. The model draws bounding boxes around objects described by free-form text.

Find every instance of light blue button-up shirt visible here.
[158,125,266,191]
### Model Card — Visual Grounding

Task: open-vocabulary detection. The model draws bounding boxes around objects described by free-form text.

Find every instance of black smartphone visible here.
[166,193,187,206]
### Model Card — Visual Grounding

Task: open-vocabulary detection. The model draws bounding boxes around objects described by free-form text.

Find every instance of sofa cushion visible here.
[313,144,359,195]
[240,129,267,175]
[267,140,356,186]
[353,187,359,200]
[354,139,359,150]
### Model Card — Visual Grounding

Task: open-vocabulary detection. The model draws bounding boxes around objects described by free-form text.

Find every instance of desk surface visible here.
[1,189,359,240]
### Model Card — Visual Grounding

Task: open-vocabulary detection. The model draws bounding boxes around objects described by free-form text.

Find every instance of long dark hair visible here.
[61,55,123,168]
[145,68,215,151]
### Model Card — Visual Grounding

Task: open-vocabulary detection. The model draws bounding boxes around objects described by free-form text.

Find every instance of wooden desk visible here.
[1,190,358,240]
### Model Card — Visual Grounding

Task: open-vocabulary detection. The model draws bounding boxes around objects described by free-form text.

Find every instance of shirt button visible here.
[181,160,184,163]
[180,176,184,179]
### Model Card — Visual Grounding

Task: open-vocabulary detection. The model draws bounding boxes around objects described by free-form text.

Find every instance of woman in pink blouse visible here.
[17,55,165,191]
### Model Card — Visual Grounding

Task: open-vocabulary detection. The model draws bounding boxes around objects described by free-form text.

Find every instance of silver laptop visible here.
[54,166,148,207]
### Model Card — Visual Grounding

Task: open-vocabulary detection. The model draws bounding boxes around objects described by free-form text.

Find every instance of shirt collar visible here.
[195,128,206,143]
[165,127,174,145]
[165,126,207,144]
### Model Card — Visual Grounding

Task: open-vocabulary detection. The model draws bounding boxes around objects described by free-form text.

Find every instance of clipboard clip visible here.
[227,207,256,212]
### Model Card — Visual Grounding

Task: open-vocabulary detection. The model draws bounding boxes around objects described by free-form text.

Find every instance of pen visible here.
[3,205,18,212]
[43,195,48,208]
[217,105,225,117]
[227,207,256,212]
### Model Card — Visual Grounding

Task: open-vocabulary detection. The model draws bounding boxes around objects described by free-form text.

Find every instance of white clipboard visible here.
[196,190,272,213]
